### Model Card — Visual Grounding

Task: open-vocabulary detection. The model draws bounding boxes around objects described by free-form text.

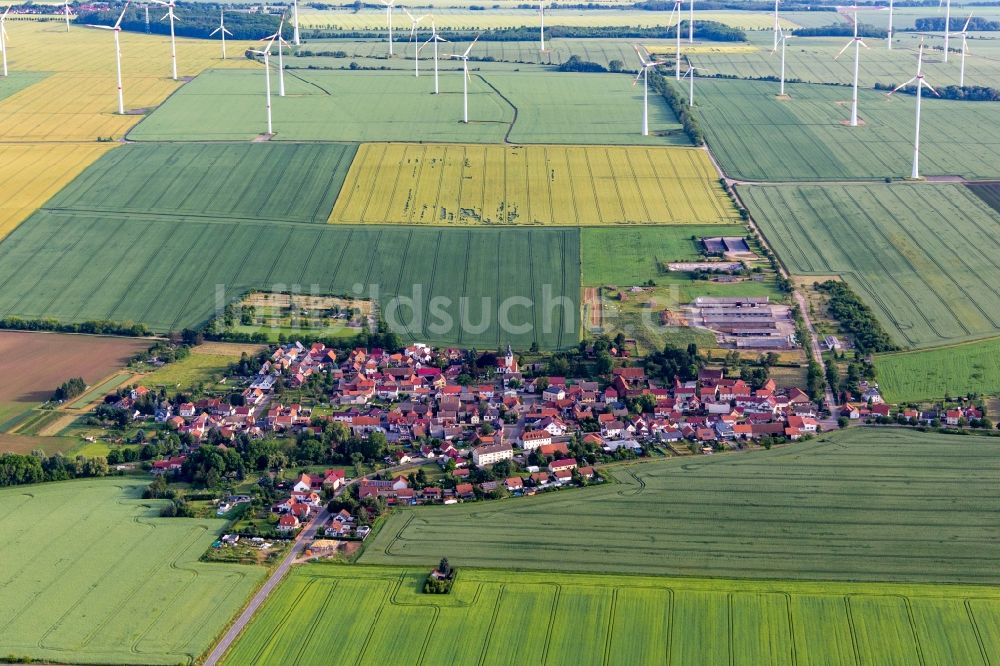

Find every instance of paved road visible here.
[202,458,429,665]
[203,504,329,666]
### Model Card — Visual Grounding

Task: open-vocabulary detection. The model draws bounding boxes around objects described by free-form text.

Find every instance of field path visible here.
[203,459,428,666]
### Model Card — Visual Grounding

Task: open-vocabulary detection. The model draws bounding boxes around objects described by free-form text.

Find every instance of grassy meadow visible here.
[875,336,1000,403]
[580,224,747,285]
[0,478,264,665]
[694,78,1000,181]
[742,182,1000,349]
[221,564,1000,666]
[141,343,263,391]
[362,428,1000,583]
[331,143,735,225]
[0,213,580,349]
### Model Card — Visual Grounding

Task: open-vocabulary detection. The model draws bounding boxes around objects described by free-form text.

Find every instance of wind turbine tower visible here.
[888,40,938,179]
[448,35,480,123]
[835,7,868,127]
[209,9,233,59]
[87,2,132,114]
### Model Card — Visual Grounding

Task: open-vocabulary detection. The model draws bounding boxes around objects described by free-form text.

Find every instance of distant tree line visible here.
[874,82,1000,101]
[649,69,705,146]
[817,280,898,354]
[75,4,280,41]
[793,24,887,38]
[0,452,110,487]
[304,21,745,42]
[912,16,1000,32]
[635,0,835,10]
[0,316,151,337]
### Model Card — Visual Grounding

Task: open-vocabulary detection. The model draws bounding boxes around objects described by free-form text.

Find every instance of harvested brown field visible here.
[0,433,78,455]
[0,331,149,404]
[583,287,603,330]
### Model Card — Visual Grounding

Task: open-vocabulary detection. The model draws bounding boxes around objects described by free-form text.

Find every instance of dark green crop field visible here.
[362,428,1000,584]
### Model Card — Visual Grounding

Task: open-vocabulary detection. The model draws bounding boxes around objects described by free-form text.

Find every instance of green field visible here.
[875,336,1000,403]
[221,564,1000,666]
[67,373,133,409]
[362,428,1000,583]
[129,68,683,146]
[0,71,48,103]
[0,478,263,665]
[0,212,580,349]
[142,347,249,390]
[46,143,357,224]
[694,78,1000,181]
[742,182,1000,348]
[581,224,747,285]
[128,69,514,143]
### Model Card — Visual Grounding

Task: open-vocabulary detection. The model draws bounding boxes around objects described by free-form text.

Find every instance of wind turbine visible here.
[773,0,780,51]
[835,7,867,127]
[448,35,479,124]
[688,0,694,43]
[633,45,662,137]
[383,0,395,56]
[63,2,72,32]
[888,40,938,179]
[291,0,300,45]
[539,1,545,51]
[404,8,426,77]
[773,27,792,97]
[669,0,682,80]
[940,0,952,62]
[249,32,278,135]
[887,0,894,49]
[959,13,972,86]
[424,20,447,94]
[209,9,232,59]
[150,0,180,80]
[682,64,707,107]
[262,18,289,96]
[0,7,9,78]
[87,2,131,114]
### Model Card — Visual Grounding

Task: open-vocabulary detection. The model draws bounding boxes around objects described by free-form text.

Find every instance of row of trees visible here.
[874,82,1000,102]
[817,281,898,355]
[0,452,110,487]
[0,316,150,337]
[75,5,279,40]
[649,70,705,146]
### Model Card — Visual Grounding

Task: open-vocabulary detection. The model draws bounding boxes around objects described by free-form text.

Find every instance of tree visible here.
[608,59,625,73]
[595,352,614,376]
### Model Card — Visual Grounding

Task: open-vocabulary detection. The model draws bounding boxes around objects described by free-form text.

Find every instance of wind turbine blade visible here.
[887,76,916,94]
[463,34,480,57]
[633,44,650,66]
[835,40,852,59]
[962,13,973,32]
[922,80,941,96]
[210,27,221,36]
[86,24,115,29]
[223,28,233,36]
[403,7,414,20]
[858,38,868,48]
[114,2,131,29]
[633,70,643,86]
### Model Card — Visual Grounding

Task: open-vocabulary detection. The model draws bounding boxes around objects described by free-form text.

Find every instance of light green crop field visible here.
[0,212,580,349]
[46,143,357,224]
[129,68,684,146]
[327,37,666,69]
[691,32,1000,88]
[693,78,1000,181]
[0,478,263,665]
[581,224,747,286]
[128,68,513,143]
[741,182,1000,349]
[489,71,688,145]
[362,428,1000,583]
[875,336,1000,403]
[221,564,1000,666]
[0,71,48,103]
[141,347,247,390]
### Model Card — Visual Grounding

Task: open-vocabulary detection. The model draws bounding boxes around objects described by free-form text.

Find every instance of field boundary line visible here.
[601,587,618,666]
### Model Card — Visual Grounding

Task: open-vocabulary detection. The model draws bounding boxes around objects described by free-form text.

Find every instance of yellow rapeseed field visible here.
[0,20,256,238]
[330,143,738,226]
[0,21,256,141]
[0,143,115,240]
